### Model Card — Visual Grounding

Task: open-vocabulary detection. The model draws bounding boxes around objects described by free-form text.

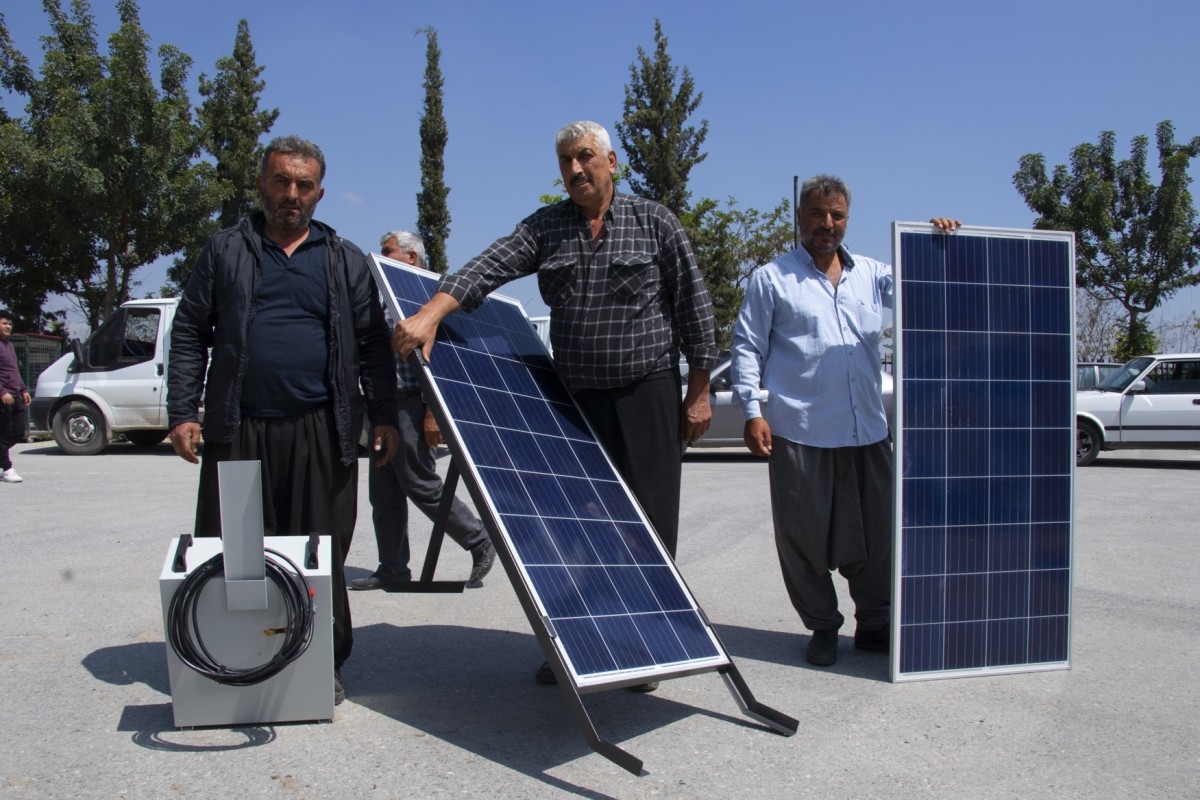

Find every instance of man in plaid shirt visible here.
[396,115,710,542]
[396,120,718,691]
[395,121,718,566]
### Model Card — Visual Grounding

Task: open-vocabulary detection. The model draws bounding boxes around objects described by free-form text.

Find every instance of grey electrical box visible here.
[159,534,334,727]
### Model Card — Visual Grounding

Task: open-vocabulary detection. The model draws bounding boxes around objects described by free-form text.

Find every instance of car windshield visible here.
[1097,356,1154,391]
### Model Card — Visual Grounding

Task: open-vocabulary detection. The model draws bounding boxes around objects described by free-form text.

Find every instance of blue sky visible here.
[5,0,1198,326]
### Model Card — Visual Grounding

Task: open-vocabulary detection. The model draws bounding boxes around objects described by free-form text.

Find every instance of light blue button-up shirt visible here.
[731,244,892,448]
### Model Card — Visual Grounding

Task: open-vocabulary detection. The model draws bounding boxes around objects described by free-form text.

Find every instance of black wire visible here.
[166,548,315,686]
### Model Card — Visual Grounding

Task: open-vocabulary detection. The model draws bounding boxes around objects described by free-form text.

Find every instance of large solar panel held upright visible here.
[892,224,1075,682]
[368,257,795,772]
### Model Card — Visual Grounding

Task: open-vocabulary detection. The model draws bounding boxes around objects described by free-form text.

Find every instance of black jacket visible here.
[167,213,397,465]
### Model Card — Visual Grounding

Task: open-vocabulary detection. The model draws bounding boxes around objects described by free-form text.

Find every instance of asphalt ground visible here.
[1,440,1197,799]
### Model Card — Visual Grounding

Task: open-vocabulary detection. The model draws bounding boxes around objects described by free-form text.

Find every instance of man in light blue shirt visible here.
[731,174,959,666]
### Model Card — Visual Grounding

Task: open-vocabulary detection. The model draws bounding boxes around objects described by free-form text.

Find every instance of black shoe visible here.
[348,575,385,591]
[806,627,839,666]
[854,625,890,653]
[334,671,346,706]
[535,661,557,685]
[467,540,495,587]
[349,569,410,591]
[628,681,658,693]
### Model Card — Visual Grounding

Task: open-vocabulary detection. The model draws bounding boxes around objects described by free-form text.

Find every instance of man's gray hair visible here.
[381,229,427,268]
[260,135,327,181]
[799,174,851,208]
[555,120,613,154]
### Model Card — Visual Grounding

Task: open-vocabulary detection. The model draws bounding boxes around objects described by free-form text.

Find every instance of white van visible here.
[31,298,181,455]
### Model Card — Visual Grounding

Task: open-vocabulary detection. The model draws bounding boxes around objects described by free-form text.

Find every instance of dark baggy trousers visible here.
[194,405,358,668]
[768,437,893,632]
[574,369,684,557]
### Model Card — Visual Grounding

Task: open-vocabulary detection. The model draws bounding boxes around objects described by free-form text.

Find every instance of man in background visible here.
[0,310,32,484]
[351,230,494,591]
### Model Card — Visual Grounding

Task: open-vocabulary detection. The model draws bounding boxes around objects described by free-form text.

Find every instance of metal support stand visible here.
[557,671,645,776]
[433,444,798,775]
[386,461,466,594]
[718,663,800,736]
[373,310,798,775]
[535,630,796,775]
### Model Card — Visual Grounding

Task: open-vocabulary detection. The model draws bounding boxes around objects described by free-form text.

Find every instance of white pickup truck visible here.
[30,298,181,455]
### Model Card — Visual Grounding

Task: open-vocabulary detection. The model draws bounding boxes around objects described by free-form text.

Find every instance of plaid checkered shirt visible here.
[439,191,719,391]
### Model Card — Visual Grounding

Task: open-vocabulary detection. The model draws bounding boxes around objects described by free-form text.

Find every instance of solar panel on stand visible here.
[891,224,1075,682]
[368,256,796,773]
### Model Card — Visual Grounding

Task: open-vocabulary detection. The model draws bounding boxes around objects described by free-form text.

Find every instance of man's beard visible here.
[263,198,315,232]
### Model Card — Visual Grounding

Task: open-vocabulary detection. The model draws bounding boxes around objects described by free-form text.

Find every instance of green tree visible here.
[615,19,707,218]
[616,19,790,349]
[0,0,223,329]
[0,5,98,328]
[682,197,793,349]
[1013,120,1200,360]
[0,115,65,330]
[416,27,450,274]
[163,18,277,295]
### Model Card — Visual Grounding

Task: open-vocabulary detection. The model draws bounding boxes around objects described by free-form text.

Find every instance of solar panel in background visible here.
[369,257,730,689]
[892,224,1075,682]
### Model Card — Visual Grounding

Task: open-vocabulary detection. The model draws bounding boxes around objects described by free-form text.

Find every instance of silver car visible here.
[1075,353,1200,465]
[683,357,894,449]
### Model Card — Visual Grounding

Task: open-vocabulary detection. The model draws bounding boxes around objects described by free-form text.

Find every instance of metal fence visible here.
[11,333,66,435]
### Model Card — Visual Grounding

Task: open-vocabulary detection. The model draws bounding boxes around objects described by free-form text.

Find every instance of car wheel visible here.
[1076,419,1102,467]
[52,400,108,455]
[124,430,167,448]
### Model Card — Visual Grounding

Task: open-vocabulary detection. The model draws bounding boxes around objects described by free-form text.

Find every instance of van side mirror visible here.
[67,338,86,373]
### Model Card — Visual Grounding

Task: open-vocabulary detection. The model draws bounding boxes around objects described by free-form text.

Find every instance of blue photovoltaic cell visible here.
[893,226,1073,681]
[369,258,728,686]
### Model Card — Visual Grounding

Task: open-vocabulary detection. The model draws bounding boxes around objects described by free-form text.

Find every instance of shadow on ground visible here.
[1091,455,1198,471]
[712,622,892,683]
[80,624,780,790]
[345,623,775,789]
[83,640,171,696]
[24,442,179,457]
[82,641,282,752]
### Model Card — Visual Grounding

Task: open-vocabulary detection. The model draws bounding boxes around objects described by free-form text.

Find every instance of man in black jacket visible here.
[168,135,399,706]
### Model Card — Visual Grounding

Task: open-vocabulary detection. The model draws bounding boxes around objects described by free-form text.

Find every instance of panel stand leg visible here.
[718,663,799,736]
[387,461,465,594]
[545,661,644,776]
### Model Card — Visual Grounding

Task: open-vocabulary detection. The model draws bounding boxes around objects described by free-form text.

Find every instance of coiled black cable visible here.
[167,548,315,686]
